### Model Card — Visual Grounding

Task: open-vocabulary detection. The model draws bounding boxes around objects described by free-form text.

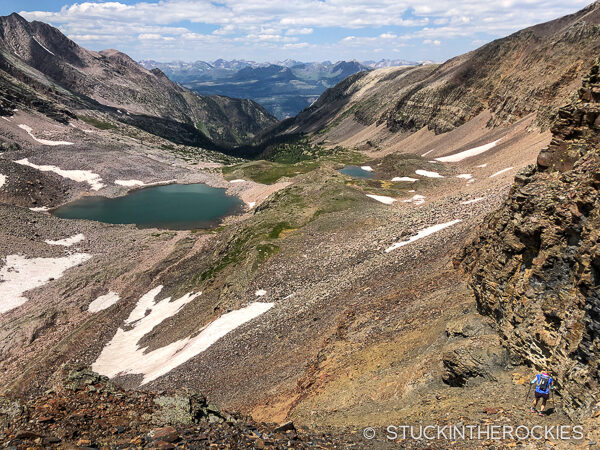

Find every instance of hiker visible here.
[530,371,554,416]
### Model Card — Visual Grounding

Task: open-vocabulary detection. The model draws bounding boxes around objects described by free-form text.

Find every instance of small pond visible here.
[338,165,375,179]
[52,183,243,230]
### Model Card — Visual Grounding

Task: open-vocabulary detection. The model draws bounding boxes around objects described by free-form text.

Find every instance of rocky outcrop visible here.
[0,365,350,448]
[462,62,600,420]
[384,3,600,134]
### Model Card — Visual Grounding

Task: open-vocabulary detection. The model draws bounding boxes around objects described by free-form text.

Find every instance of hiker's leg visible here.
[540,398,547,412]
[531,396,538,412]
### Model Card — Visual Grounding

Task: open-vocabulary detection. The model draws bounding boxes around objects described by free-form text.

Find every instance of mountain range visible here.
[0,13,276,149]
[1,2,600,447]
[140,58,418,119]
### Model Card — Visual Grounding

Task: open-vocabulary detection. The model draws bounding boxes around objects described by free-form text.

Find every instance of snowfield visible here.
[0,174,5,189]
[392,176,418,182]
[415,169,444,178]
[32,36,55,55]
[115,179,145,187]
[461,197,485,205]
[18,124,73,146]
[385,220,462,253]
[403,194,425,205]
[45,234,85,247]
[92,285,273,385]
[0,253,91,314]
[88,291,120,313]
[366,194,396,205]
[360,166,374,172]
[435,139,501,163]
[456,174,473,180]
[490,167,514,178]
[15,158,105,191]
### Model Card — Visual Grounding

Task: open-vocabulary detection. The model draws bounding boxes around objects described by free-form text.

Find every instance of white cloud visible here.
[283,42,310,49]
[286,27,313,35]
[423,39,441,45]
[18,1,591,61]
[139,33,162,40]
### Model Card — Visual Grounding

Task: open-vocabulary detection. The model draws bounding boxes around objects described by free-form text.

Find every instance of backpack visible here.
[538,374,550,392]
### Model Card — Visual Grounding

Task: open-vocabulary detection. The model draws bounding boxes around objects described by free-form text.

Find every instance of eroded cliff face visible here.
[385,4,600,135]
[462,63,600,420]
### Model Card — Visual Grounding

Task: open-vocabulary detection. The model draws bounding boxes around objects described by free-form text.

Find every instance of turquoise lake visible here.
[338,165,375,179]
[52,183,244,230]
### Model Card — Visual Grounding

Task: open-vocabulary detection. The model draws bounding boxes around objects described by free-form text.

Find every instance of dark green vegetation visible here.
[195,169,377,287]
[51,183,243,230]
[78,115,117,130]
[198,150,444,291]
[223,143,365,184]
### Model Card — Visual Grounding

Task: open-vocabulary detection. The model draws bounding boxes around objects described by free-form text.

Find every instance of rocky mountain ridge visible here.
[270,1,600,147]
[142,58,383,119]
[462,61,600,421]
[0,13,277,148]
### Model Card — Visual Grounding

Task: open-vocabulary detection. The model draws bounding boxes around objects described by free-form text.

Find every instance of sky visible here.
[0,0,592,63]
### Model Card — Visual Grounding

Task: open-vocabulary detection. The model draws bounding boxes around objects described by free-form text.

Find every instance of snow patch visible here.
[0,253,91,314]
[45,233,85,247]
[0,174,5,189]
[403,194,425,205]
[248,201,256,209]
[229,179,246,183]
[115,179,145,187]
[415,169,444,178]
[421,149,435,157]
[15,158,105,191]
[391,176,418,182]
[29,206,50,212]
[366,194,396,205]
[476,163,488,168]
[88,291,120,313]
[461,197,485,205]
[92,285,273,384]
[435,139,501,163]
[456,174,473,180]
[33,36,55,55]
[360,165,374,172]
[255,289,267,296]
[489,167,514,178]
[18,124,73,146]
[385,220,462,253]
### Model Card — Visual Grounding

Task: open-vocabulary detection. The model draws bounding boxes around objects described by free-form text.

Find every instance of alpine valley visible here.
[0,2,600,449]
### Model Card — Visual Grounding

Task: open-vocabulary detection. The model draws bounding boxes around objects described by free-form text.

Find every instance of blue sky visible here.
[3,0,592,63]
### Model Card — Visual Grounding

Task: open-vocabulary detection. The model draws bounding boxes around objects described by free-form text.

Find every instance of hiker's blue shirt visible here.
[531,374,554,394]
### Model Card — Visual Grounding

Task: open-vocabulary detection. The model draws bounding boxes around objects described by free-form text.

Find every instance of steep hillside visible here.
[462,62,600,421]
[272,1,600,148]
[0,13,276,147]
[2,4,600,447]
